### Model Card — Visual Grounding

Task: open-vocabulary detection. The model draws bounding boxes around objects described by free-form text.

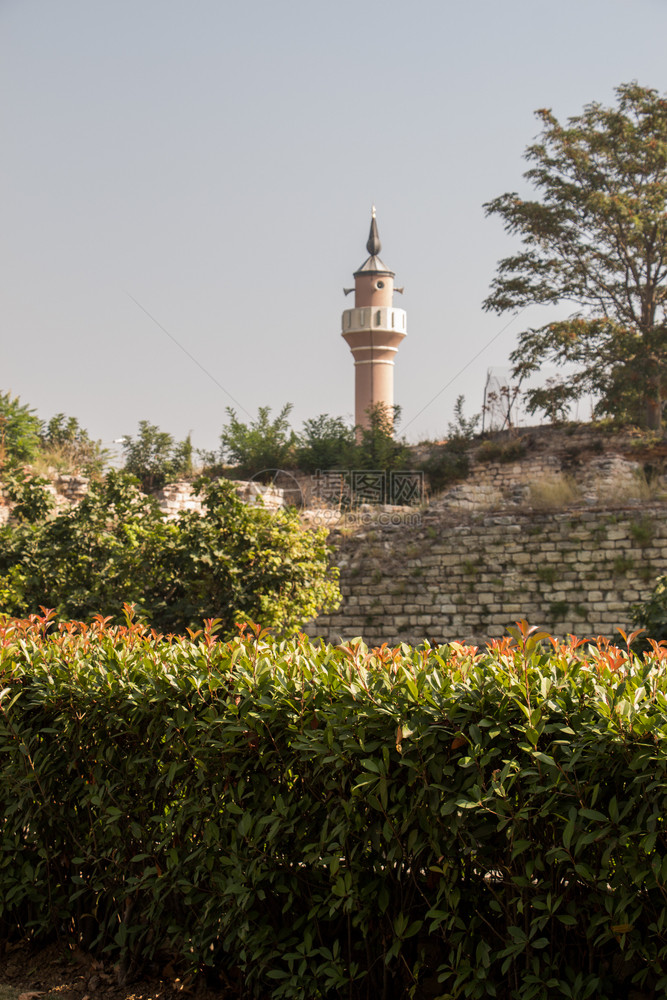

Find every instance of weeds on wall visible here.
[417,442,470,493]
[613,555,635,577]
[528,474,580,509]
[630,515,657,548]
[595,469,661,504]
[536,566,558,586]
[476,439,528,464]
[549,599,570,619]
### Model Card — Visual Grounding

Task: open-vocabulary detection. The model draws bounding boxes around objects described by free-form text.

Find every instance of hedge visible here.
[1,613,667,999]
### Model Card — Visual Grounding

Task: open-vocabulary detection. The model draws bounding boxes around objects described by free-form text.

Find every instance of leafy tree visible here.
[39,413,108,477]
[484,82,667,430]
[0,392,42,465]
[2,468,55,523]
[220,404,297,481]
[0,470,173,621]
[521,376,572,425]
[122,420,193,493]
[355,404,410,472]
[295,414,356,473]
[0,471,340,635]
[157,478,339,633]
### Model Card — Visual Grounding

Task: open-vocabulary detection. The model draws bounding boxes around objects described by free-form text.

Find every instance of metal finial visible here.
[366,209,381,257]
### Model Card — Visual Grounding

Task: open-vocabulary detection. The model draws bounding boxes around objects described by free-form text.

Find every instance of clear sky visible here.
[3,0,667,454]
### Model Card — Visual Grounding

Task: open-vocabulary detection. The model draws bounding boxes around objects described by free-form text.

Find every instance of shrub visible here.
[220,404,297,481]
[476,438,527,464]
[217,404,414,485]
[447,394,480,442]
[122,420,193,493]
[418,440,470,492]
[0,392,42,465]
[476,439,503,462]
[0,472,340,634]
[1,620,667,998]
[355,403,411,471]
[295,414,356,474]
[633,574,667,642]
[37,413,108,478]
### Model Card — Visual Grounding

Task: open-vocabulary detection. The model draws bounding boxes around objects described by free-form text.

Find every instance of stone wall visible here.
[303,428,667,647]
[53,474,90,503]
[429,424,666,513]
[0,476,288,525]
[304,502,667,647]
[2,427,666,647]
[0,473,90,526]
[152,479,287,518]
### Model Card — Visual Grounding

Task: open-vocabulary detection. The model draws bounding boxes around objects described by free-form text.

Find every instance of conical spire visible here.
[354,206,394,277]
[366,205,382,257]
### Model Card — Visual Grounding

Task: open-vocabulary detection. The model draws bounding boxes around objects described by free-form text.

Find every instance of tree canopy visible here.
[0,394,108,477]
[0,471,340,636]
[219,405,297,481]
[215,405,410,480]
[0,392,42,464]
[40,413,108,477]
[295,414,356,473]
[355,403,411,471]
[122,420,193,492]
[484,82,667,429]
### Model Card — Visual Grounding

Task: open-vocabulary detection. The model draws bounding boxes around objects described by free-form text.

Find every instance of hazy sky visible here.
[3,0,667,454]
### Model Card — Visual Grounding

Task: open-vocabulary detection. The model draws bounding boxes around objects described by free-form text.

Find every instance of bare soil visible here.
[0,941,230,1000]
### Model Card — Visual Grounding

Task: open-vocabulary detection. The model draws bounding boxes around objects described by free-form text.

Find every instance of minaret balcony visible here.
[341,306,407,335]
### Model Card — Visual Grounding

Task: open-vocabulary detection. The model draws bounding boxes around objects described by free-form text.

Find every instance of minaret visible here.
[341,209,407,431]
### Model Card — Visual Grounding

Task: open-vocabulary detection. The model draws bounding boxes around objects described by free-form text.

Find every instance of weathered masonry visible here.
[304,505,667,646]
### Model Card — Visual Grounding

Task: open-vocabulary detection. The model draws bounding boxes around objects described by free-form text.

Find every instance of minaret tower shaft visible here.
[341,209,407,430]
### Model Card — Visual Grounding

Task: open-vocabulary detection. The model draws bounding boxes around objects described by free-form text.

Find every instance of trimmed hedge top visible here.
[1,613,667,999]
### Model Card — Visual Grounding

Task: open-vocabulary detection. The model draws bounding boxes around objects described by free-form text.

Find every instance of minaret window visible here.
[375,310,381,326]
[345,311,351,329]
[359,310,365,325]
[376,280,385,289]
[391,312,395,328]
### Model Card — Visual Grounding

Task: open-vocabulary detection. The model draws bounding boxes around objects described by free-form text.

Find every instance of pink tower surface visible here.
[341,209,407,431]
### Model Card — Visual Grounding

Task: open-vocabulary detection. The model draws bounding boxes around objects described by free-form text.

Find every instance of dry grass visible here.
[595,469,667,503]
[29,446,75,478]
[528,474,581,508]
[528,468,667,509]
